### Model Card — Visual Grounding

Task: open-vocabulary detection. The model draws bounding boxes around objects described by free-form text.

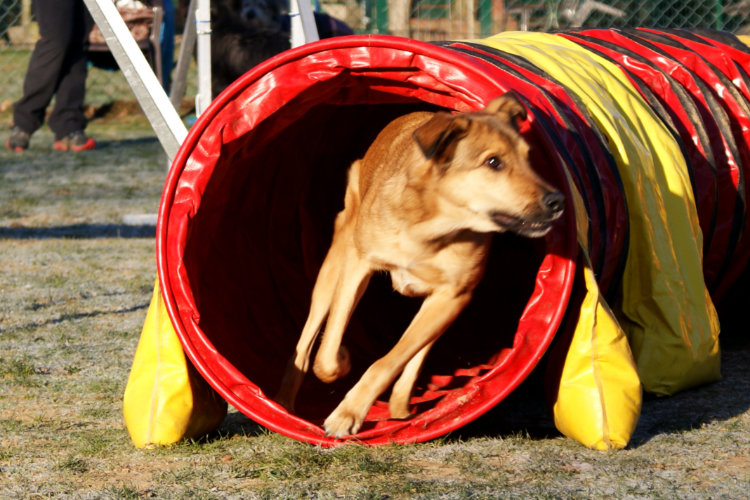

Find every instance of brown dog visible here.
[275,93,564,437]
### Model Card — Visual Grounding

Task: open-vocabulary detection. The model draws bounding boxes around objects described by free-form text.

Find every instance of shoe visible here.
[6,126,30,152]
[53,131,96,152]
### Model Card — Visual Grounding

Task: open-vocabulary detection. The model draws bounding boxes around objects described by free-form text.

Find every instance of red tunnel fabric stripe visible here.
[635,28,750,298]
[559,31,722,289]
[567,28,748,298]
[608,29,749,298]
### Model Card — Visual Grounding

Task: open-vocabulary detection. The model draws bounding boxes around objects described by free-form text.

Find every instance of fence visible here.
[1,0,749,107]
[339,0,750,39]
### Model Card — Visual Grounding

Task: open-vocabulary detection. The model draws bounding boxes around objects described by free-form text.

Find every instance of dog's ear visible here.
[413,113,470,164]
[484,92,527,131]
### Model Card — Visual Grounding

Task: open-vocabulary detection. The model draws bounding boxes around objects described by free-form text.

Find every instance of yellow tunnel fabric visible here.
[480,32,720,397]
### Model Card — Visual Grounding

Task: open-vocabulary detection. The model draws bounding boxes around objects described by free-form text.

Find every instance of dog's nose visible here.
[543,191,565,215]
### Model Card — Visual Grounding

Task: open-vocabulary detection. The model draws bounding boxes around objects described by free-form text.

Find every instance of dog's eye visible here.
[484,156,504,170]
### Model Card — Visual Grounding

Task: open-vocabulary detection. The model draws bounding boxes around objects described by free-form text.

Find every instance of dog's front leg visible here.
[275,234,351,412]
[313,249,372,384]
[388,339,436,419]
[323,288,472,437]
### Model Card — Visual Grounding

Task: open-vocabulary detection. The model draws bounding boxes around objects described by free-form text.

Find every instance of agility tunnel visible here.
[124,28,750,449]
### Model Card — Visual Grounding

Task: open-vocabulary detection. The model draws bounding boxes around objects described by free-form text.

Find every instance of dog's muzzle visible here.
[491,191,565,237]
[542,191,565,218]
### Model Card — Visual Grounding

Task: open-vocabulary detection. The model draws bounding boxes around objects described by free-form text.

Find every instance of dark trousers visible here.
[13,0,94,139]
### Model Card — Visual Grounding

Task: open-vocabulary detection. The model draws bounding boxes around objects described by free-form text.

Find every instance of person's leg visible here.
[12,0,76,137]
[48,0,94,141]
[160,0,175,92]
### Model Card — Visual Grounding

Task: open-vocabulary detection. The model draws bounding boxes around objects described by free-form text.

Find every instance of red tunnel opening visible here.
[157,36,578,445]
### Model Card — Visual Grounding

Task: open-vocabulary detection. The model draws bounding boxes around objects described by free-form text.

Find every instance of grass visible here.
[0,103,748,498]
[0,43,198,112]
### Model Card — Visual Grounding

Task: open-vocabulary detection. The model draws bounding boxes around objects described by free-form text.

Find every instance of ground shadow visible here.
[92,136,161,150]
[214,409,268,440]
[0,223,155,239]
[628,346,750,447]
[2,302,149,335]
[446,345,750,448]
[194,344,749,447]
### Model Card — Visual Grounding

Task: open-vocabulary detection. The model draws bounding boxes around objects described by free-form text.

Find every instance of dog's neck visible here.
[395,170,494,245]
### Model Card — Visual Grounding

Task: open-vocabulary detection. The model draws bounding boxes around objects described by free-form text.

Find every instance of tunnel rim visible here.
[156,34,578,446]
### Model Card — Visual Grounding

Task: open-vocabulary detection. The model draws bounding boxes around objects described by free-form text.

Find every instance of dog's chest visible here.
[366,232,491,298]
[366,242,452,297]
[389,267,435,297]
[386,250,484,297]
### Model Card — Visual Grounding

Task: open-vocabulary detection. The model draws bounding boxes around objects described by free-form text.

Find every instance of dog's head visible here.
[213,0,283,29]
[413,93,564,237]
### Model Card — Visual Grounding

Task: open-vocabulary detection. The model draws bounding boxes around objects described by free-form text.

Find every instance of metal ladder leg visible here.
[290,0,320,48]
[83,0,187,163]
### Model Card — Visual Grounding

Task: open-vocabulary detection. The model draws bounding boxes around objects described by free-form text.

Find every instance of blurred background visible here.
[1,0,749,110]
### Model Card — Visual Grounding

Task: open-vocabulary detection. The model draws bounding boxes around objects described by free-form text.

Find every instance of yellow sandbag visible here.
[123,280,227,448]
[482,32,720,396]
[553,258,642,450]
[551,167,642,450]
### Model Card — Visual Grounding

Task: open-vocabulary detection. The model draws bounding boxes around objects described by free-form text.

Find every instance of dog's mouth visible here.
[490,212,556,237]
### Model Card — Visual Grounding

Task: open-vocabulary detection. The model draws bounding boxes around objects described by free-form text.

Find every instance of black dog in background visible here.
[211,0,353,96]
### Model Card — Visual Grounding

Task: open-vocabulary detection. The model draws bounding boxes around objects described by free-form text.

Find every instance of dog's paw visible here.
[323,403,364,438]
[313,345,351,383]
